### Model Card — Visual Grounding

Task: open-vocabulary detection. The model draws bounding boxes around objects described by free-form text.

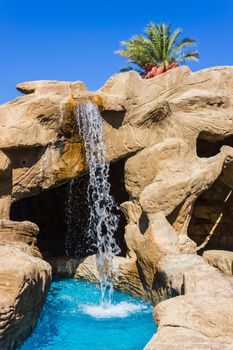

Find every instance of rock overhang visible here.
[0,65,233,349]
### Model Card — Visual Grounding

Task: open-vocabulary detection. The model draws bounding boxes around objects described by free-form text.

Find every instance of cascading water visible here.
[65,176,91,258]
[18,102,156,350]
[75,101,120,304]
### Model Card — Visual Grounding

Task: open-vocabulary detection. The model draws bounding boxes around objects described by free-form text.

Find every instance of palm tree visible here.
[116,23,199,77]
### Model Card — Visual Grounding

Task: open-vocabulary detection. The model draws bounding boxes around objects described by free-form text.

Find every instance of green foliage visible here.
[116,23,199,73]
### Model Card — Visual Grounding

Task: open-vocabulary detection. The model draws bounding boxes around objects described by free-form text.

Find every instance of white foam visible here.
[60,295,73,301]
[80,302,146,319]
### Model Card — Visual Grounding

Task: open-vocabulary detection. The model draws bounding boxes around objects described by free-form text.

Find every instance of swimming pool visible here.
[19,278,156,350]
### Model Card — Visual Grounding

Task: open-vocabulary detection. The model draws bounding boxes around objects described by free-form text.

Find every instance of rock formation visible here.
[0,65,233,349]
[0,240,51,349]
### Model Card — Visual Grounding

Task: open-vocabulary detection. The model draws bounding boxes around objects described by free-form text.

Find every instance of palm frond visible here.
[167,27,182,53]
[116,35,157,67]
[165,23,172,56]
[119,66,134,72]
[144,23,161,61]
[176,51,200,64]
[119,66,144,74]
[170,37,197,58]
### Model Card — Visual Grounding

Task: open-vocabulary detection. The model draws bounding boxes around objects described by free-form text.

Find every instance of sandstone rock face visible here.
[0,80,88,209]
[1,66,233,349]
[0,241,51,349]
[0,219,41,257]
[143,253,233,350]
[0,220,51,348]
[203,249,233,276]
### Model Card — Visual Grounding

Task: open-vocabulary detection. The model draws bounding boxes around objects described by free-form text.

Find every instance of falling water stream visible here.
[18,101,157,349]
[75,101,120,304]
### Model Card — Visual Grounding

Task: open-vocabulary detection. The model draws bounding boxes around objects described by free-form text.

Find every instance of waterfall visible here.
[75,101,120,304]
[65,176,91,257]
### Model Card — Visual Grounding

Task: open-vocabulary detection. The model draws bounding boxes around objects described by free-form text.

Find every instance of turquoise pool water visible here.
[19,279,156,350]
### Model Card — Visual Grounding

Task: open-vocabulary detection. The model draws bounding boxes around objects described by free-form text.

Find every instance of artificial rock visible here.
[0,66,233,349]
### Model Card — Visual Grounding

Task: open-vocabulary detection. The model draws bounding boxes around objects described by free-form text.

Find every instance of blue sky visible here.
[0,0,233,104]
